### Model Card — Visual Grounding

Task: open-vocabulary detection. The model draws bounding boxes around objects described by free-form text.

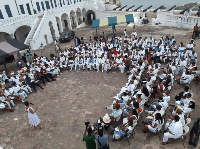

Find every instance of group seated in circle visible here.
[0,30,199,147]
[81,31,199,147]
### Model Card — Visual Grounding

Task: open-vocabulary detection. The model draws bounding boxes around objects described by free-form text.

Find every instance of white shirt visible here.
[169,121,183,137]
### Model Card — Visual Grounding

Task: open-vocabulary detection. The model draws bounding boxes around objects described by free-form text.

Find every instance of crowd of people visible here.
[81,31,199,148]
[0,26,199,148]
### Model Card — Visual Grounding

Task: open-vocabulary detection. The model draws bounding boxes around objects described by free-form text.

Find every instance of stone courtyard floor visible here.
[0,25,200,149]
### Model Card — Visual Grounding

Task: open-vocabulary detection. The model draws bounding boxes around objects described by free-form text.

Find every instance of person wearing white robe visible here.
[78,57,84,70]
[0,94,15,110]
[177,17,181,29]
[162,115,183,144]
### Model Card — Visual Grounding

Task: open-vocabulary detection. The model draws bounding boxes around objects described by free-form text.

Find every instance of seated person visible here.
[143,113,163,133]
[109,103,122,122]
[0,102,14,112]
[166,109,185,128]
[182,101,195,115]
[162,115,183,145]
[123,109,138,128]
[174,86,190,101]
[113,119,134,141]
[0,91,15,111]
[177,70,192,84]
[148,97,168,112]
[146,104,165,120]
[181,93,194,107]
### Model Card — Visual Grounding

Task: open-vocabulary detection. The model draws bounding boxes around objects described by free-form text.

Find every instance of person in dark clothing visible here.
[34,71,51,86]
[41,68,56,81]
[124,55,131,74]
[25,75,44,92]
[22,53,27,64]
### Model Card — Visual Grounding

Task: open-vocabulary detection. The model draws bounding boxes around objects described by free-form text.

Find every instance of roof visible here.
[6,39,29,50]
[0,39,29,58]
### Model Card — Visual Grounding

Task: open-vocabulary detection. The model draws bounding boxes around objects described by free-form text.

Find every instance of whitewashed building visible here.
[0,0,106,50]
[0,0,142,50]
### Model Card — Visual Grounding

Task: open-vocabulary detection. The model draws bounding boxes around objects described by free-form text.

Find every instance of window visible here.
[41,2,45,11]
[50,0,54,8]
[19,5,25,14]
[36,2,41,12]
[54,0,57,7]
[60,0,62,7]
[45,1,50,9]
[63,0,65,5]
[74,0,76,4]
[26,3,32,15]
[0,10,4,19]
[5,5,13,17]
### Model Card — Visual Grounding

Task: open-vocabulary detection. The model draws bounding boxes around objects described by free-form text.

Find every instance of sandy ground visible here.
[0,24,200,149]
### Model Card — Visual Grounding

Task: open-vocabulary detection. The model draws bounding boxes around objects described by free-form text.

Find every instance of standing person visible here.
[124,29,127,37]
[74,36,78,47]
[26,50,32,62]
[193,23,199,39]
[55,44,60,53]
[22,53,27,64]
[24,101,42,130]
[177,17,181,29]
[124,55,131,74]
[95,127,109,149]
[83,127,96,149]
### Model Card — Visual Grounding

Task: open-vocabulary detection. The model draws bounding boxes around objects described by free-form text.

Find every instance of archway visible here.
[76,8,82,25]
[82,8,86,23]
[61,13,70,31]
[14,25,31,43]
[56,17,62,34]
[0,32,12,42]
[70,10,77,29]
[49,21,56,40]
[86,10,96,25]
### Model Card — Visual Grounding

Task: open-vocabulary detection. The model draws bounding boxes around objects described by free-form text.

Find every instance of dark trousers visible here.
[39,76,50,85]
[125,65,130,71]
[45,73,55,81]
[29,82,43,92]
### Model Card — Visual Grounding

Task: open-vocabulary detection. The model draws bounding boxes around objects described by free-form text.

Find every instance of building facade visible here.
[0,0,105,50]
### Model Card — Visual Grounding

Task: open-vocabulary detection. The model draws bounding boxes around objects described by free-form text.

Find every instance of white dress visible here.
[26,107,40,126]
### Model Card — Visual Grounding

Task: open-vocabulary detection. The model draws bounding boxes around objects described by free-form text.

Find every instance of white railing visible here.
[24,17,42,45]
[31,1,87,49]
[0,14,36,27]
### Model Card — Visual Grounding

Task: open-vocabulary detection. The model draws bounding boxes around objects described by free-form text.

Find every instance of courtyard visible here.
[0,25,200,149]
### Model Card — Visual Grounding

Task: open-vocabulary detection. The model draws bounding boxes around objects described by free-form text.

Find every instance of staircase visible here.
[24,15,43,46]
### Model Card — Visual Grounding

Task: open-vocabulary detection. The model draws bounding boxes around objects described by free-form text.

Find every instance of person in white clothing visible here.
[144,113,163,133]
[0,92,15,111]
[25,101,42,130]
[177,17,181,29]
[162,115,183,145]
[124,29,128,37]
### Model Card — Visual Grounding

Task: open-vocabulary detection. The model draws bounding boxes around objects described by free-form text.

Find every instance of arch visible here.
[0,32,12,42]
[70,10,77,29]
[86,10,96,25]
[76,8,82,25]
[56,17,62,33]
[14,25,31,43]
[82,8,87,23]
[49,21,56,40]
[61,13,70,31]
